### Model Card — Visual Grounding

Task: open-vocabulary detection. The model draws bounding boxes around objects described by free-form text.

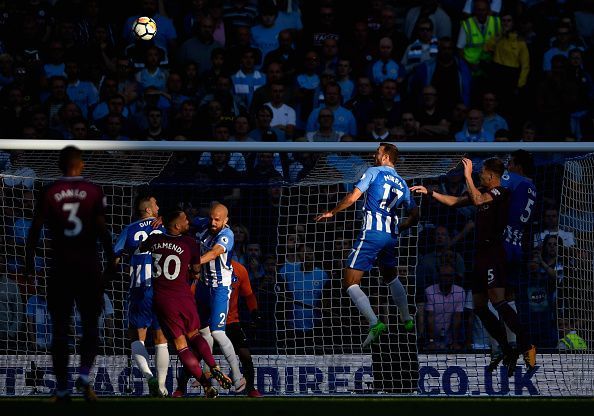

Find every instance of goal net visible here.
[0,146,592,396]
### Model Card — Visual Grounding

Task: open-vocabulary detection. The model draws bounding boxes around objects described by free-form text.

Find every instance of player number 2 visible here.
[62,202,82,237]
[152,254,182,280]
[218,313,226,327]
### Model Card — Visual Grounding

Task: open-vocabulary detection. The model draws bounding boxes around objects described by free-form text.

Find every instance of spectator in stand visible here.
[231,224,251,266]
[223,0,259,41]
[336,58,355,103]
[177,15,222,72]
[341,20,378,80]
[533,206,575,248]
[69,117,91,140]
[248,152,284,182]
[137,107,168,140]
[306,82,357,136]
[369,37,403,88]
[200,74,242,116]
[401,18,440,74]
[29,109,64,139]
[245,242,265,282]
[372,79,401,130]
[251,3,283,61]
[411,37,472,112]
[455,109,494,142]
[487,13,530,116]
[543,23,583,72]
[345,76,376,136]
[367,110,391,141]
[181,62,202,97]
[198,151,241,203]
[265,82,296,140]
[42,40,67,81]
[94,94,130,132]
[208,0,227,47]
[263,30,299,81]
[415,85,450,139]
[417,225,466,291]
[182,0,209,39]
[230,114,253,142]
[0,265,23,352]
[424,264,465,350]
[536,54,578,139]
[526,236,563,347]
[306,108,343,142]
[463,0,501,16]
[135,45,169,92]
[251,61,290,115]
[274,0,303,32]
[399,112,421,140]
[225,25,262,73]
[404,0,452,40]
[457,0,501,77]
[567,48,594,139]
[92,77,125,121]
[278,245,330,352]
[248,105,285,142]
[54,103,83,139]
[42,76,71,128]
[231,47,266,112]
[319,38,340,75]
[64,60,99,119]
[377,5,409,60]
[165,71,191,112]
[101,113,130,141]
[122,0,177,55]
[302,4,340,49]
[199,123,247,172]
[294,50,321,126]
[201,48,228,96]
[480,91,509,136]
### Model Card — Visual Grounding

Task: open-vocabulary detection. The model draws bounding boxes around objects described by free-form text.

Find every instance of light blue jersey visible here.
[193,217,234,287]
[114,217,165,289]
[348,165,416,271]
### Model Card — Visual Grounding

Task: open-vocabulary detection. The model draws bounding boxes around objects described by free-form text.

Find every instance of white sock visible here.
[506,301,518,345]
[388,278,411,322]
[346,284,378,326]
[154,343,169,392]
[131,340,153,379]
[199,327,215,373]
[212,330,242,383]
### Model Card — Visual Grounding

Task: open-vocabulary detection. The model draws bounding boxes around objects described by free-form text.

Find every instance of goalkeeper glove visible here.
[250,309,263,329]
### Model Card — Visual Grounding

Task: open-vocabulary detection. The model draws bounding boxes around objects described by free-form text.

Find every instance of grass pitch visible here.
[1,397,593,416]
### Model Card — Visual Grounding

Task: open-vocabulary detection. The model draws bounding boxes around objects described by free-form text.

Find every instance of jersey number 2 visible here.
[62,202,82,237]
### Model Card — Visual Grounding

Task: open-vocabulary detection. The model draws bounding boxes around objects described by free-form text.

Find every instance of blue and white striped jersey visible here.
[501,171,537,248]
[193,217,234,287]
[355,166,416,234]
[114,218,165,289]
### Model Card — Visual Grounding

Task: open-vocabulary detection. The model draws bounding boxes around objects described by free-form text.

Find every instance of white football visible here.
[132,16,157,41]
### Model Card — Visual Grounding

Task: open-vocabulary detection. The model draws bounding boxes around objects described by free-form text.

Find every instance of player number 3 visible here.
[151,253,182,280]
[62,202,82,237]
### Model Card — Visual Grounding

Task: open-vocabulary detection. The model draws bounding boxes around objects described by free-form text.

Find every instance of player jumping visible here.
[315,143,419,348]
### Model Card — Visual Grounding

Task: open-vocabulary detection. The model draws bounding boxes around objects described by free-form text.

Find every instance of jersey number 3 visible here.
[62,202,82,237]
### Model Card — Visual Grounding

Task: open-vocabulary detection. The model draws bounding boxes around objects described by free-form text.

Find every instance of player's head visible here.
[135,194,159,218]
[375,142,398,166]
[58,145,84,175]
[209,202,229,234]
[508,149,534,177]
[480,157,505,186]
[163,210,189,234]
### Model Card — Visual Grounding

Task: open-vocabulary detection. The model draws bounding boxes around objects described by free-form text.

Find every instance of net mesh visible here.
[0,149,592,396]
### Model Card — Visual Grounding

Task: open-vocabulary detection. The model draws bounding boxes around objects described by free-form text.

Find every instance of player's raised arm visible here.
[200,244,226,265]
[410,185,470,207]
[314,187,363,221]
[462,158,494,206]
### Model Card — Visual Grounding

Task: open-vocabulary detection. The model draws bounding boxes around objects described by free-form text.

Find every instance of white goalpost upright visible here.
[0,140,592,396]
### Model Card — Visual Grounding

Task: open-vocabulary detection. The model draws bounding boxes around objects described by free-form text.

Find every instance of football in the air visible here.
[132,16,157,41]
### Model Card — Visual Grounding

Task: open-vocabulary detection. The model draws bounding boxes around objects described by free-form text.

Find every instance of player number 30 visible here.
[151,253,182,280]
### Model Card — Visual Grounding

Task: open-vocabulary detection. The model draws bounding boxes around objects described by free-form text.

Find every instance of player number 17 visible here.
[379,184,404,210]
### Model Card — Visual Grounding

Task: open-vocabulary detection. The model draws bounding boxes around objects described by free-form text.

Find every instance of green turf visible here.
[1,397,593,416]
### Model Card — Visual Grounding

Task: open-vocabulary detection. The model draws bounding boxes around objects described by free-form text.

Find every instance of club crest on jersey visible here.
[221,236,229,244]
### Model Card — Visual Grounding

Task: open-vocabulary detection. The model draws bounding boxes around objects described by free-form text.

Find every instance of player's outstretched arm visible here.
[410,185,470,207]
[398,206,420,233]
[199,244,226,265]
[314,188,363,221]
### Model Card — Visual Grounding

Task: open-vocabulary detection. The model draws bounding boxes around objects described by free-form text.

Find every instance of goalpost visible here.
[0,140,592,397]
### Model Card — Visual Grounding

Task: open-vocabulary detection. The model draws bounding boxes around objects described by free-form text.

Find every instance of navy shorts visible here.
[128,286,160,330]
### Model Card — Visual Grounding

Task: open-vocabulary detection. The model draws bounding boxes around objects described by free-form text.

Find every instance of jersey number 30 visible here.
[152,254,182,280]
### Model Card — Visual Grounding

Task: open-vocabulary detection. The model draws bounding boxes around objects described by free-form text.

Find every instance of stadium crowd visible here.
[0,0,592,364]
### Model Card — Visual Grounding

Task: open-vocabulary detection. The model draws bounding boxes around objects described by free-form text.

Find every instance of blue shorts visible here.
[504,241,523,288]
[194,281,231,331]
[346,230,398,272]
[127,287,160,330]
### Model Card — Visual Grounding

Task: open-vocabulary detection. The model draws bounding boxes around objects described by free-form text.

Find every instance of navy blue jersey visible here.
[114,217,166,289]
[501,171,537,249]
[354,166,416,234]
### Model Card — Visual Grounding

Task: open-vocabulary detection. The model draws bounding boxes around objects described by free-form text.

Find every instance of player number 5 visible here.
[62,202,82,237]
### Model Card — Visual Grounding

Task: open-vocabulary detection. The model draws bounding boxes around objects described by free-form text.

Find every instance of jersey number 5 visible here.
[62,202,82,237]
[379,184,404,210]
